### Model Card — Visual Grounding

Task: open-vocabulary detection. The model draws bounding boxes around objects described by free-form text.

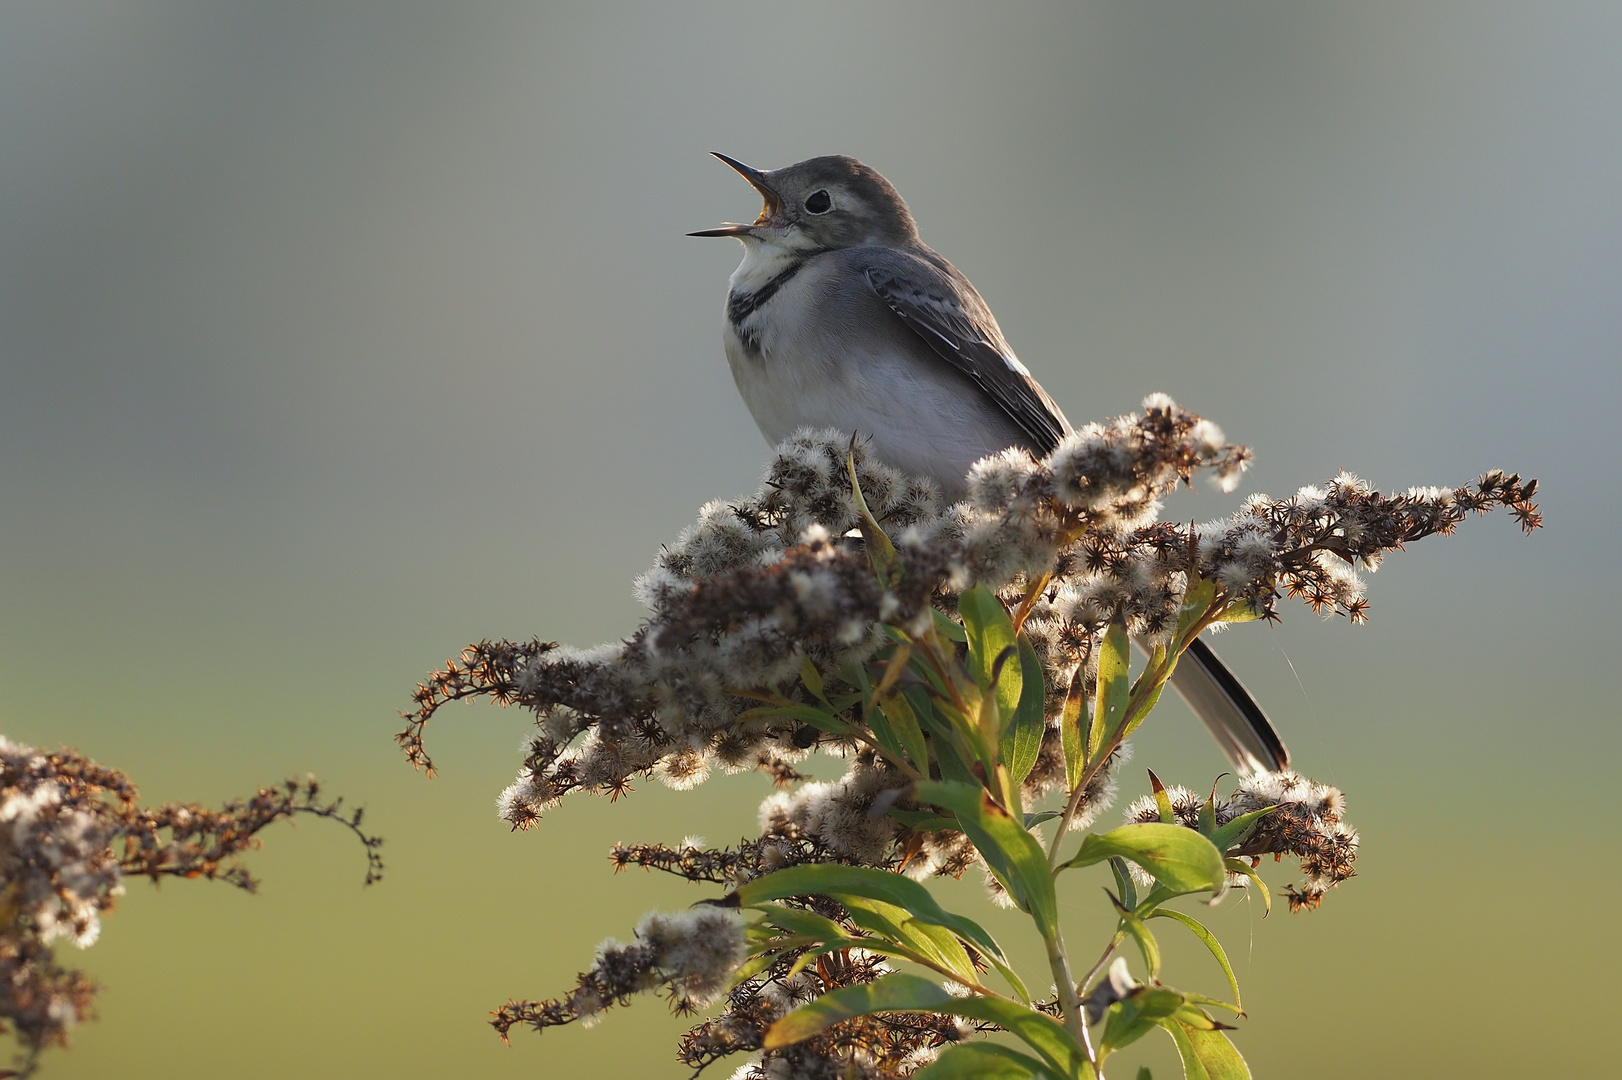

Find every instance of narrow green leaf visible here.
[1089,618,1129,763]
[913,1042,1057,1080]
[879,692,931,774]
[1198,789,1218,838]
[800,656,828,703]
[1101,986,1186,1057]
[885,807,961,832]
[1179,992,1244,1016]
[764,973,1085,1078]
[752,903,848,942]
[1001,635,1047,785]
[733,704,849,735]
[729,864,1024,999]
[1118,907,1161,978]
[1210,806,1279,854]
[1175,576,1218,643]
[1060,665,1088,789]
[1117,676,1168,745]
[931,608,968,643]
[977,686,1004,769]
[1224,858,1271,917]
[729,950,777,986]
[1100,1013,1158,1058]
[1148,909,1242,1012]
[926,723,981,786]
[1108,856,1138,912]
[913,780,1059,939]
[1148,769,1174,824]
[840,895,976,984]
[1169,1004,1224,1031]
[848,446,900,584]
[1157,1018,1251,1080]
[1065,823,1227,896]
[961,585,1021,723]
[866,710,907,767]
[1025,810,1062,828]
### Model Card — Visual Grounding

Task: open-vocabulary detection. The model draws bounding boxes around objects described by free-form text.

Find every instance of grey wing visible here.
[861,250,1071,455]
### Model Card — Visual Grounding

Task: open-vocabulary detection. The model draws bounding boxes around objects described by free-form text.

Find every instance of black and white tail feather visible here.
[1169,638,1289,774]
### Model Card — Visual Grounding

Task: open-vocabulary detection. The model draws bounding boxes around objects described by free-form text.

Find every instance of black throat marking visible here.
[726,249,830,353]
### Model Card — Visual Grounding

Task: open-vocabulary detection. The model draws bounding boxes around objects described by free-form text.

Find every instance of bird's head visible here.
[690,154,918,251]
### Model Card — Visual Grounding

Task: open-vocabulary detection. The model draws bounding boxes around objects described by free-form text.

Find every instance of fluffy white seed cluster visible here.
[633,907,748,1005]
[487,398,1252,832]
[0,737,121,951]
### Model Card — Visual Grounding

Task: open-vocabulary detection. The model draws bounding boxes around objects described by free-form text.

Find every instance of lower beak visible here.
[688,152,782,238]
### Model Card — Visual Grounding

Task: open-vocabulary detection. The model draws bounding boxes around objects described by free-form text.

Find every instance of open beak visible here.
[688,152,782,237]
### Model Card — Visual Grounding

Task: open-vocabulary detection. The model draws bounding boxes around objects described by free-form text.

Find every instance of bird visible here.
[691,153,1288,775]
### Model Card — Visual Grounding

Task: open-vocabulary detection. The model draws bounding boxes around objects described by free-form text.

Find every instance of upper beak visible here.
[688,152,782,237]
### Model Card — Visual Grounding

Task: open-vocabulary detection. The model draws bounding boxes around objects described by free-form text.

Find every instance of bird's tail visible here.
[1167,638,1290,775]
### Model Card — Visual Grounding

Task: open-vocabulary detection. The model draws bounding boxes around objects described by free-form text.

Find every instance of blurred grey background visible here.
[0,3,1615,1077]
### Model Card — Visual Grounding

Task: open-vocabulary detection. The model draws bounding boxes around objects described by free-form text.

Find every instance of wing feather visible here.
[861,250,1070,454]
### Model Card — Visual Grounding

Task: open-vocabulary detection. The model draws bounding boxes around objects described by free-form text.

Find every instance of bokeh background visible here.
[1,3,1616,1076]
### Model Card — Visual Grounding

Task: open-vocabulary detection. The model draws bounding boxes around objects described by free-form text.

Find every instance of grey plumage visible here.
[693,152,1288,774]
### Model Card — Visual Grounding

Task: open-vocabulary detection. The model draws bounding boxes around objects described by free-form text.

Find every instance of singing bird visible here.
[691,153,1288,774]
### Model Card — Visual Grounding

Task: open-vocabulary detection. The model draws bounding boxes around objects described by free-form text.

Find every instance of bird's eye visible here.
[804,189,833,215]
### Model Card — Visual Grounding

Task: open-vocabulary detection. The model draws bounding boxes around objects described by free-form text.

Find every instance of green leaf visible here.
[1137,1069,1155,1080]
[913,1042,1058,1080]
[1065,823,1227,897]
[848,446,900,585]
[765,973,1086,1078]
[878,692,931,775]
[839,895,977,984]
[800,655,828,703]
[1025,810,1062,828]
[1108,856,1138,912]
[1224,858,1271,917]
[953,580,1018,765]
[730,864,1026,1000]
[733,703,850,736]
[1175,576,1218,644]
[729,950,777,986]
[866,707,907,767]
[1001,635,1047,786]
[886,807,961,833]
[1060,666,1088,789]
[931,608,968,643]
[1100,1013,1157,1058]
[1148,909,1242,1012]
[1148,770,1174,824]
[1089,618,1129,763]
[1118,906,1161,978]
[1209,806,1279,854]
[1157,1018,1251,1080]
[960,586,1021,725]
[752,903,848,943]
[1118,681,1167,744]
[1100,985,1186,1057]
[913,780,1059,939]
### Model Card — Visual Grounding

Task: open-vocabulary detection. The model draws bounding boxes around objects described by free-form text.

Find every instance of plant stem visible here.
[1078,931,1125,998]
[1043,927,1096,1066]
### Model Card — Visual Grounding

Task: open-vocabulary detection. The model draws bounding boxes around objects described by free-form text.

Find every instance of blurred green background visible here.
[1,3,1615,1076]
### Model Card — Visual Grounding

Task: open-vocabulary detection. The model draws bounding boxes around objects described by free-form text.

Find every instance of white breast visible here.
[721,253,1028,498]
